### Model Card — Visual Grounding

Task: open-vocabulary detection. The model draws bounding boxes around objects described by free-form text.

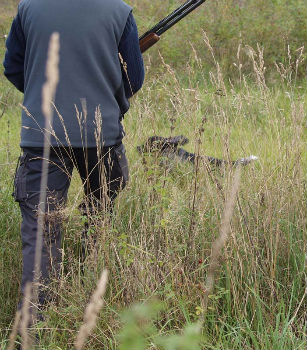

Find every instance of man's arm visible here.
[119,12,145,99]
[3,12,26,93]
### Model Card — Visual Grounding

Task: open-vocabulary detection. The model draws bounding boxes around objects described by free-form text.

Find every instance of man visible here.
[3,0,144,310]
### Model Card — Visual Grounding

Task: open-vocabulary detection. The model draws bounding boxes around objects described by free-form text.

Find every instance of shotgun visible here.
[139,0,207,53]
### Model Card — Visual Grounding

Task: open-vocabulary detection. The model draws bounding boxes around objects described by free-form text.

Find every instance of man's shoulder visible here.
[18,0,132,12]
[105,0,132,12]
[18,0,33,14]
[19,0,31,8]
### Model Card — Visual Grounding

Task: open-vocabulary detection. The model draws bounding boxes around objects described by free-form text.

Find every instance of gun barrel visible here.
[139,0,205,41]
[156,0,205,36]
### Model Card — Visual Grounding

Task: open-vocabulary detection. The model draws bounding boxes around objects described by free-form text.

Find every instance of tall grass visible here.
[0,0,306,349]
[132,0,307,80]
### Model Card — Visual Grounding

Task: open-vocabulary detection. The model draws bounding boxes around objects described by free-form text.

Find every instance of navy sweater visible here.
[3,0,144,148]
[4,12,144,99]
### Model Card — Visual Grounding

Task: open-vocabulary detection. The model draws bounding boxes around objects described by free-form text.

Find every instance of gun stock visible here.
[139,33,160,53]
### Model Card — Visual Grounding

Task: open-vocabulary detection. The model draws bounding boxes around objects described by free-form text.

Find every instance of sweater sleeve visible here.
[3,12,26,93]
[118,12,145,99]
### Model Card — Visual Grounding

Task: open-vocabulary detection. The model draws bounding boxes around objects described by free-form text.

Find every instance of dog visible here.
[137,135,258,167]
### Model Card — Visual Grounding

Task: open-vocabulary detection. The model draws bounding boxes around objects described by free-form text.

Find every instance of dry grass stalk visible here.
[7,283,33,350]
[287,253,307,327]
[41,32,60,120]
[74,269,109,350]
[202,166,241,314]
[32,32,60,319]
[7,310,21,350]
[187,120,206,260]
[20,283,33,350]
[119,53,133,97]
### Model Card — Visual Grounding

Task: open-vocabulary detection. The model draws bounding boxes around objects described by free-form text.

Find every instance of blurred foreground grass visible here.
[0,0,307,349]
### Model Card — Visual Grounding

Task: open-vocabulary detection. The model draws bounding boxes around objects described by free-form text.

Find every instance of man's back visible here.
[18,0,132,147]
[3,0,144,318]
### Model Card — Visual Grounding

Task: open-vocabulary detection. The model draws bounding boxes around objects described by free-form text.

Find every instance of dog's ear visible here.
[138,135,190,154]
[146,136,166,151]
[137,136,165,153]
[147,136,163,145]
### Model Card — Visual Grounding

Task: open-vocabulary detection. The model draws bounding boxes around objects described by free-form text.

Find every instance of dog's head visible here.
[137,135,189,154]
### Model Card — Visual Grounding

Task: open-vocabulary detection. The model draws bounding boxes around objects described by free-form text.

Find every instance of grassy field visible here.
[1,1,307,349]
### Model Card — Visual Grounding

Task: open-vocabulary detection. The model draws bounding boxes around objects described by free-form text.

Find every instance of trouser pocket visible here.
[114,143,129,186]
[13,154,28,202]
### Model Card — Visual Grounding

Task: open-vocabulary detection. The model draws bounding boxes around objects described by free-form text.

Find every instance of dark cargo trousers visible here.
[14,144,129,306]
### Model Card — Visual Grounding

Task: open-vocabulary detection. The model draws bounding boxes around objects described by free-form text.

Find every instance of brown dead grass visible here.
[0,0,18,28]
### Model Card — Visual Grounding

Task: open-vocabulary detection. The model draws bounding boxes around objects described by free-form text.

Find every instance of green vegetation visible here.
[1,0,307,349]
[134,0,307,80]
